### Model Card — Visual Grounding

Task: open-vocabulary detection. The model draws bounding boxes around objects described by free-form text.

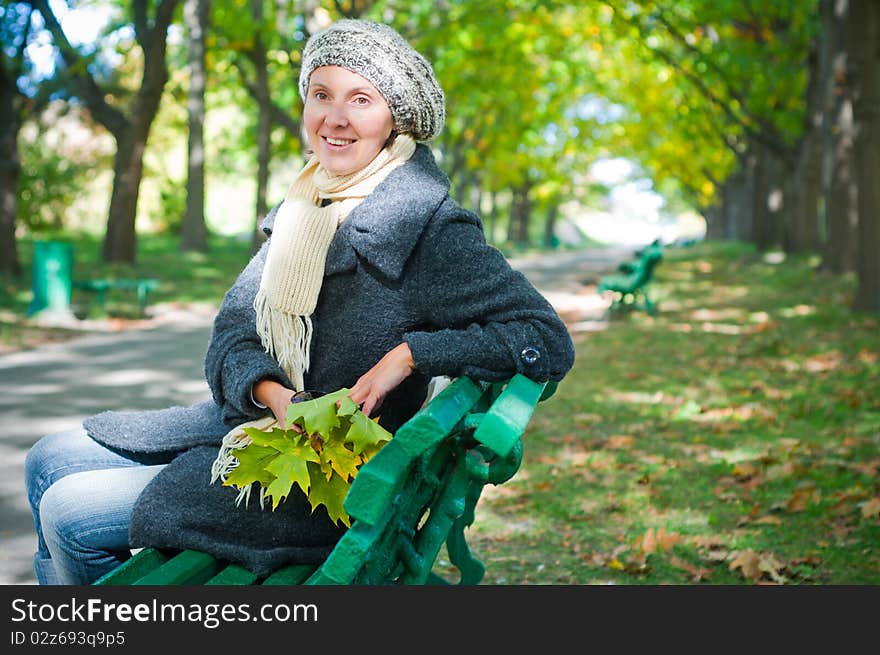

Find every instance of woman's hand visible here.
[348,342,416,418]
[252,379,301,431]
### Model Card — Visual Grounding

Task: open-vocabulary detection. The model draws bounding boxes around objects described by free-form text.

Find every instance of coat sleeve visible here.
[403,204,575,383]
[203,239,292,425]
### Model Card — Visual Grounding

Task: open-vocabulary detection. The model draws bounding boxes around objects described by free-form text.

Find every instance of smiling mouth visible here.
[323,136,356,147]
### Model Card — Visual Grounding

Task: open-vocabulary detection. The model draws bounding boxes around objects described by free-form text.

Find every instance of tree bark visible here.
[181,0,210,253]
[0,51,22,277]
[851,0,880,312]
[823,0,858,273]
[249,0,271,251]
[507,182,532,247]
[790,33,823,253]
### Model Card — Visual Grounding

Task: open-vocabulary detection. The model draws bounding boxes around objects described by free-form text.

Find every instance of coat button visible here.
[521,347,541,365]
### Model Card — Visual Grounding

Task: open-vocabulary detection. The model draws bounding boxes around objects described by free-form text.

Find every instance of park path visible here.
[0,243,637,585]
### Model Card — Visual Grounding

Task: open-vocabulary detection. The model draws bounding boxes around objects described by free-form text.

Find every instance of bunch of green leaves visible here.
[223,388,392,527]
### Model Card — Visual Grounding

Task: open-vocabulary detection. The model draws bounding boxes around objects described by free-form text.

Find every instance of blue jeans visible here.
[24,428,168,585]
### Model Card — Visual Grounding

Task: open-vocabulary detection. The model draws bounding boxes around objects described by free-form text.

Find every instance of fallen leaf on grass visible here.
[803,351,843,373]
[669,556,712,582]
[860,497,880,519]
[785,485,821,512]
[752,515,783,525]
[732,461,759,480]
[637,527,684,554]
[606,435,635,449]
[848,459,880,477]
[729,550,788,583]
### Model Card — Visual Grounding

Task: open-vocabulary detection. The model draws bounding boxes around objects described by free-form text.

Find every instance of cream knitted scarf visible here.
[211,134,415,504]
[254,133,416,391]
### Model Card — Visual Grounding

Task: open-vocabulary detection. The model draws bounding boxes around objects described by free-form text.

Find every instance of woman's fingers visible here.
[347,343,416,418]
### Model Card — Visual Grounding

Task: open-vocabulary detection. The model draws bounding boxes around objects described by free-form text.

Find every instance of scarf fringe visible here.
[210,415,277,509]
[254,288,312,392]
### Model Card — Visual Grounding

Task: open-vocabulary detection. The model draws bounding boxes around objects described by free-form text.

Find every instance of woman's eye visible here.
[314,91,328,100]
[353,96,369,105]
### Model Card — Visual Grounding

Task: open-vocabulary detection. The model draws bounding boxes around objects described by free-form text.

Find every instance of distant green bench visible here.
[73,278,159,317]
[598,242,663,315]
[95,373,556,586]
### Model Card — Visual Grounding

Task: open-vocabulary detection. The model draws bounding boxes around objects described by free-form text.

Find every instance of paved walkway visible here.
[0,243,636,585]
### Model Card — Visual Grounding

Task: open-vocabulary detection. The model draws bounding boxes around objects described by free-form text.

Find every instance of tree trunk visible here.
[181,0,210,253]
[851,0,880,312]
[751,145,776,250]
[250,0,271,251]
[823,0,858,273]
[487,191,499,245]
[468,177,482,215]
[507,183,532,246]
[96,0,180,263]
[0,59,22,277]
[790,33,823,254]
[721,169,749,241]
[103,128,148,262]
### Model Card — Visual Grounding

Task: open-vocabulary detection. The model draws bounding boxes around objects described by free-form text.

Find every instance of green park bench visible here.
[598,242,663,316]
[94,373,556,586]
[73,278,160,317]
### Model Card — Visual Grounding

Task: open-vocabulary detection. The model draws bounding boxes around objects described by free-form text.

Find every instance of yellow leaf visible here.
[607,558,624,570]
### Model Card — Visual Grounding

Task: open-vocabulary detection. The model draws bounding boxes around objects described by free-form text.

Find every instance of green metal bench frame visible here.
[598,243,663,316]
[73,278,160,317]
[95,373,556,586]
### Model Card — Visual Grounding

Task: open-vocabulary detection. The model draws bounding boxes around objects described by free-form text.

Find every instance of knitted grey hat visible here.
[299,19,445,141]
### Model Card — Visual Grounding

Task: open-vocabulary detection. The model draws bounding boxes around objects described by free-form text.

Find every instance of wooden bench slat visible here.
[261,563,320,585]
[133,550,223,585]
[94,548,170,585]
[205,564,260,585]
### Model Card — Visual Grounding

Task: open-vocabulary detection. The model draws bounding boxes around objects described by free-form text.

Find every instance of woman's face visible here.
[303,66,395,176]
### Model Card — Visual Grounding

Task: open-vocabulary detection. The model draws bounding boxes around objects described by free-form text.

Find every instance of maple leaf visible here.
[265,444,321,509]
[345,409,392,453]
[243,426,289,447]
[307,465,351,527]
[224,443,279,490]
[286,389,349,437]
[322,440,362,482]
[226,387,392,520]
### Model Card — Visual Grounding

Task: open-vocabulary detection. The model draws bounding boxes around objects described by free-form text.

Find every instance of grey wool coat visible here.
[83,143,575,577]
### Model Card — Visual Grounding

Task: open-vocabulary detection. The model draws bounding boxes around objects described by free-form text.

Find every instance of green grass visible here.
[440,241,879,585]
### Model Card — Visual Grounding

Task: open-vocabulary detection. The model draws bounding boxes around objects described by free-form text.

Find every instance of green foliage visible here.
[224,388,393,526]
[17,116,105,233]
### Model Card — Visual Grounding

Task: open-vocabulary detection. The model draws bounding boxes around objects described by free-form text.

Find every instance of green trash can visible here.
[28,240,74,318]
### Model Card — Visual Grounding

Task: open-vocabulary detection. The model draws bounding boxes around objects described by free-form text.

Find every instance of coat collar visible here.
[261,144,450,280]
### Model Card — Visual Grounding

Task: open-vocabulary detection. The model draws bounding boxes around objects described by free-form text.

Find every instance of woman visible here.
[24,19,575,585]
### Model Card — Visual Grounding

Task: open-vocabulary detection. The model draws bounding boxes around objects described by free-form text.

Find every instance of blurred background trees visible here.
[1,0,878,311]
